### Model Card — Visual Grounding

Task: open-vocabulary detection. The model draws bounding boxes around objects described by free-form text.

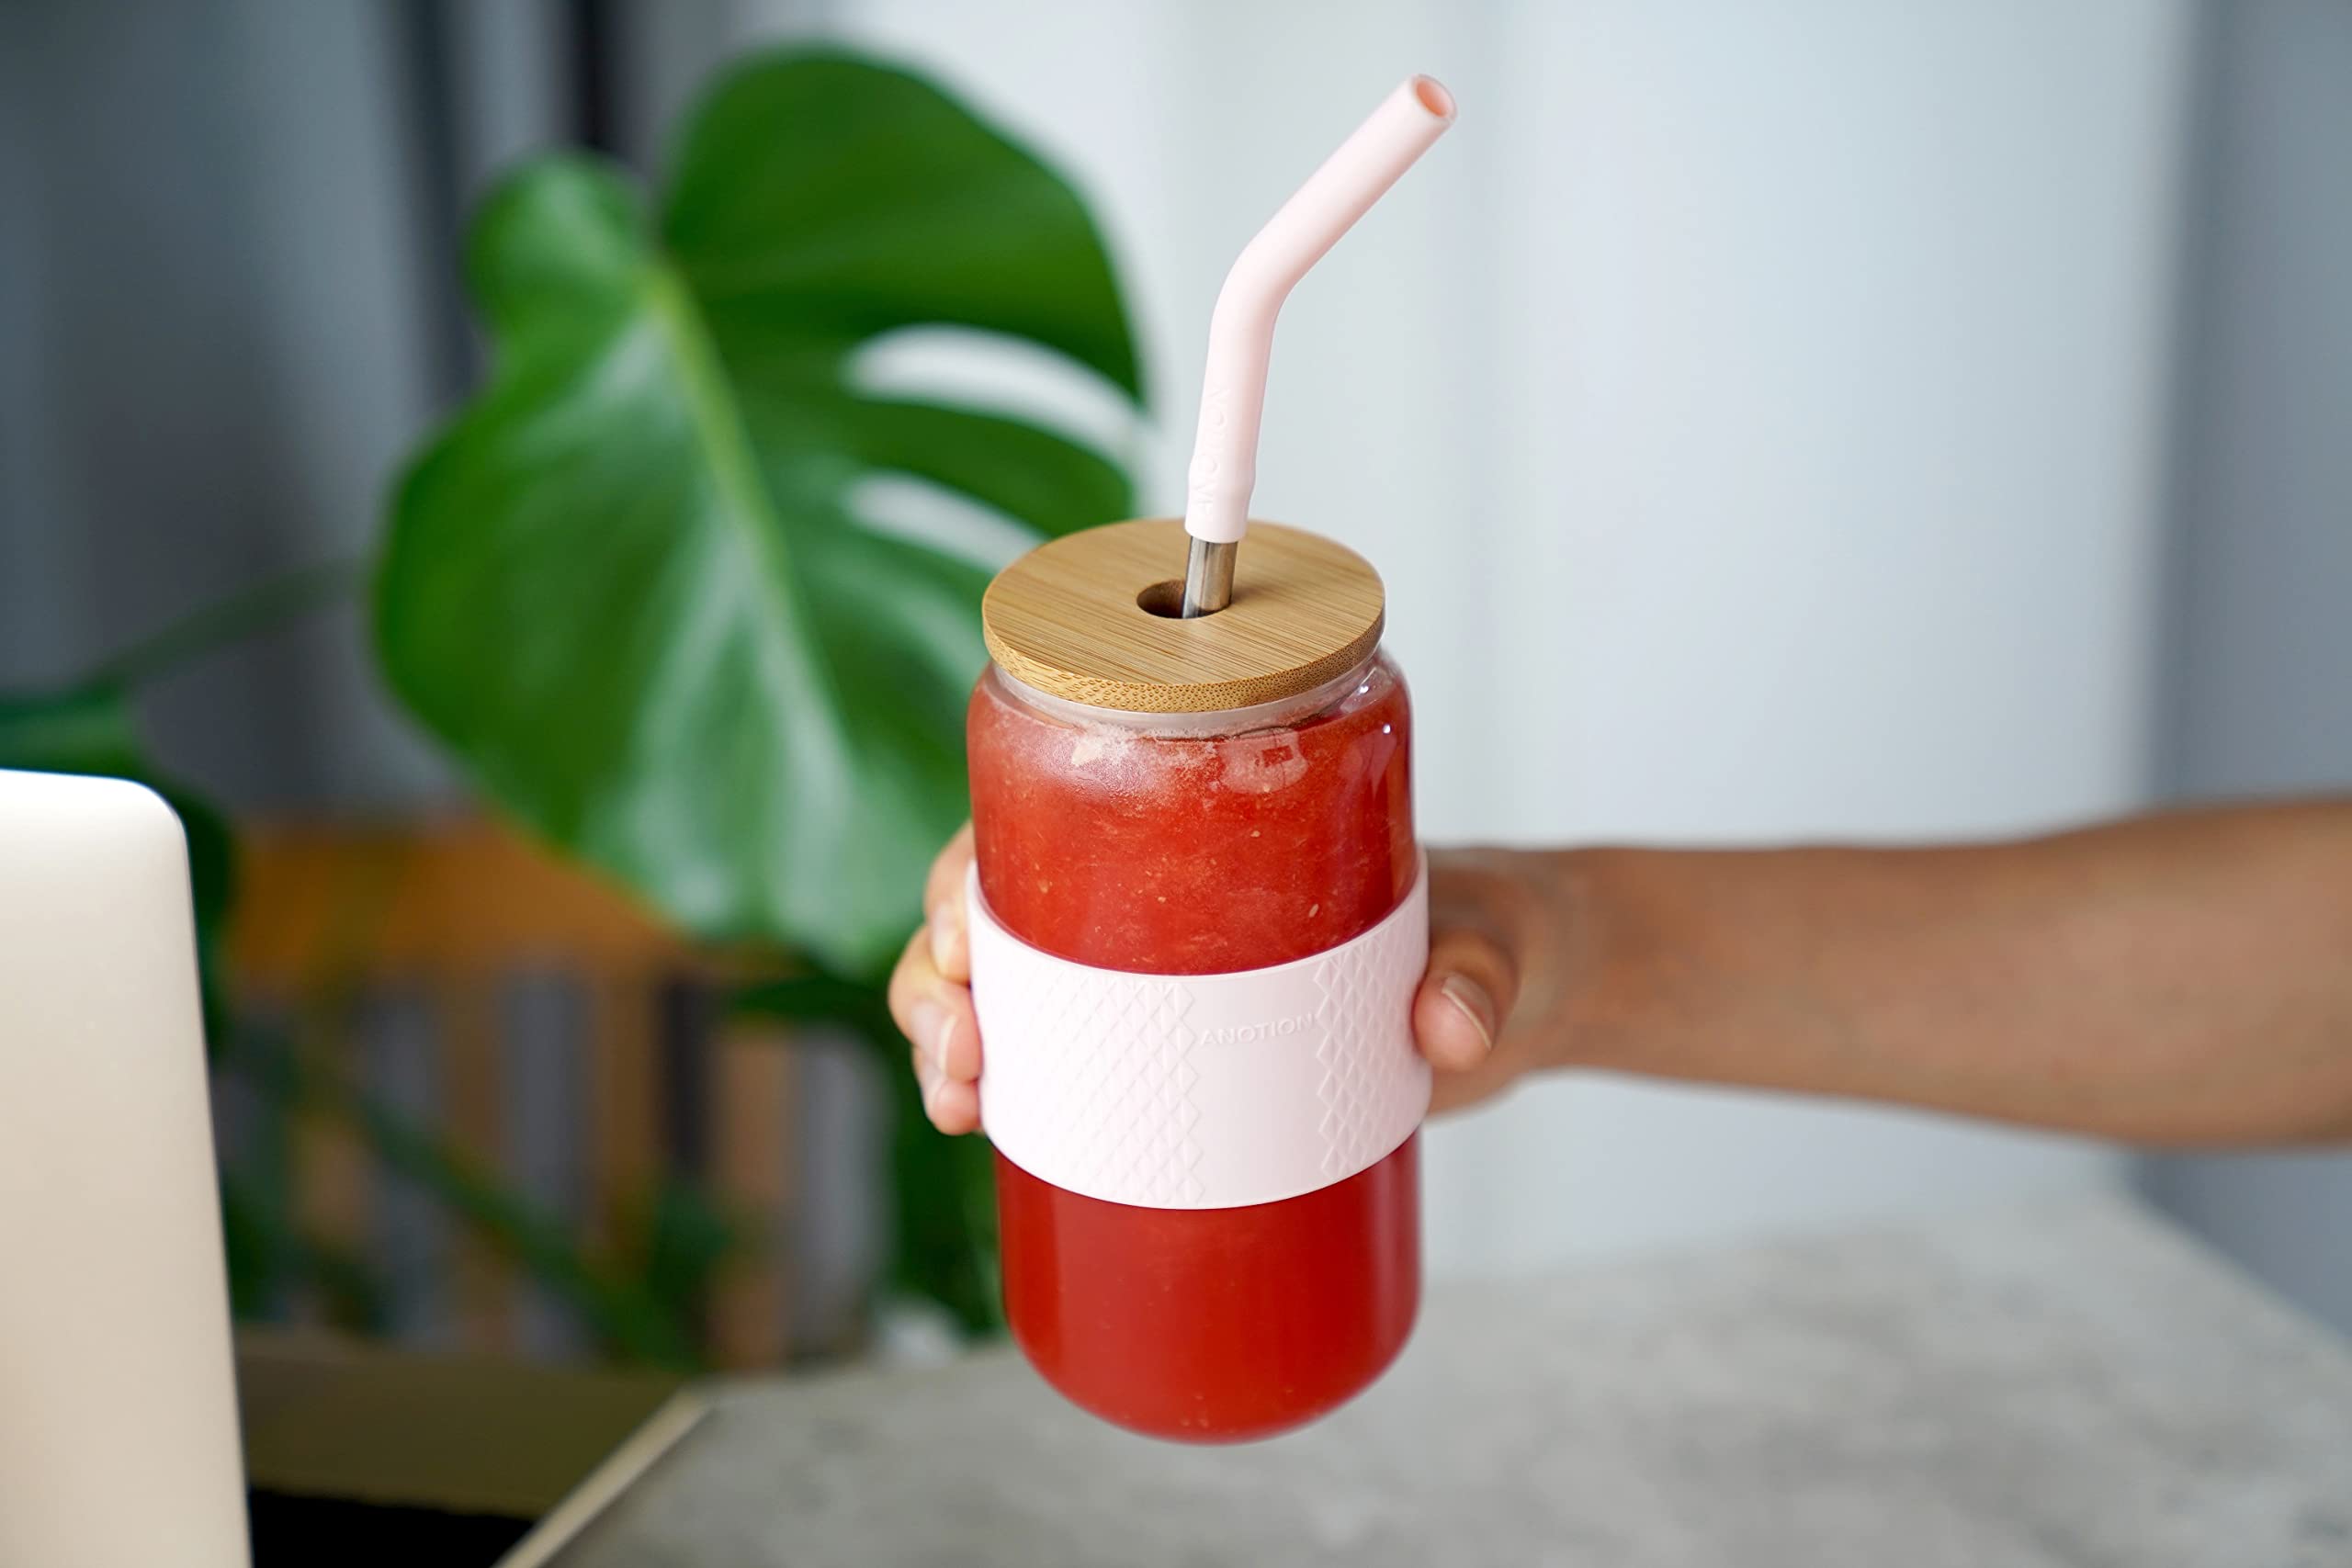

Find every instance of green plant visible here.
[0,47,1140,1352]
[378,48,1140,1330]
[379,50,1140,976]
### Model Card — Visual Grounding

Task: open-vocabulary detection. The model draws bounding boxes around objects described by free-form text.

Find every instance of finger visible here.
[911,1041,983,1134]
[886,926,938,1043]
[1426,1047,1524,1116]
[1412,925,1521,1075]
[932,1077,982,1135]
[933,998,981,1082]
[922,823,977,915]
[923,825,977,984]
[888,927,981,1084]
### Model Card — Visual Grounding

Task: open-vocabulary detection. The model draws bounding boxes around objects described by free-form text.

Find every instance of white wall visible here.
[784,0,2197,1274]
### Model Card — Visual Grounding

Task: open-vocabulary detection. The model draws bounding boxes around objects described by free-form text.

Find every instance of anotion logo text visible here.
[1198,1014,1315,1046]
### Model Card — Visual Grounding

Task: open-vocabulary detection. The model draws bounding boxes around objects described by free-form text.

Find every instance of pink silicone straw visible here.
[1182,74,1457,549]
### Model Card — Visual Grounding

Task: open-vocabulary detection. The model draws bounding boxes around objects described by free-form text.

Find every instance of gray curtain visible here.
[2140,0,2352,1335]
[0,0,794,811]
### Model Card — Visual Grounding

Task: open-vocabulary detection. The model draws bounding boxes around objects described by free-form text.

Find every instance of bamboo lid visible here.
[980,519,1385,714]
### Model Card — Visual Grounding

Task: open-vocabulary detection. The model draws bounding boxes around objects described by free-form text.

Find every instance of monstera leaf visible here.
[379,50,1143,973]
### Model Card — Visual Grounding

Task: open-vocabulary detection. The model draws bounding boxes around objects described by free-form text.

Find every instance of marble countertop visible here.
[512,1196,2352,1567]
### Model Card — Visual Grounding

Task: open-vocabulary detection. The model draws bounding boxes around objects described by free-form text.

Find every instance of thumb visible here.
[1412,924,1520,1074]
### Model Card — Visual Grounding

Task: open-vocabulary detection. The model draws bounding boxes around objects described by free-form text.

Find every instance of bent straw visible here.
[1179,74,1456,616]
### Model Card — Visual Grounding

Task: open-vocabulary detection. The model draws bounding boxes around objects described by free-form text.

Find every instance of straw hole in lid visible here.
[1136,580,1186,619]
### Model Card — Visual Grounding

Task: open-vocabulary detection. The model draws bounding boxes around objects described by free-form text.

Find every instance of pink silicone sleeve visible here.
[968,858,1431,1211]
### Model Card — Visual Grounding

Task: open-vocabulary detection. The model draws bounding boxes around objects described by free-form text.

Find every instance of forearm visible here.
[1548,800,2352,1146]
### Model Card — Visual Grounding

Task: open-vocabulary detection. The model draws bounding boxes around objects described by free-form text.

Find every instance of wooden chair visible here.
[220,818,876,1369]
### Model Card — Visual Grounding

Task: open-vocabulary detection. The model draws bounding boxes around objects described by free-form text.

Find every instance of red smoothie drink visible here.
[968,520,1423,1441]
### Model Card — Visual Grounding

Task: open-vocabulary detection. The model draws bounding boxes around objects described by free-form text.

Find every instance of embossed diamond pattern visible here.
[1007,966,1203,1206]
[974,862,1429,1209]
[1312,903,1429,1180]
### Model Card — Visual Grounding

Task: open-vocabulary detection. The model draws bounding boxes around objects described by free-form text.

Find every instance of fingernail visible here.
[910,1002,947,1064]
[1439,975,1496,1055]
[928,901,961,969]
[934,1012,961,1077]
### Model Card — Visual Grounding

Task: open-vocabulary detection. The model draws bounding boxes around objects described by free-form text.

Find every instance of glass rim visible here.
[986,649,1386,739]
